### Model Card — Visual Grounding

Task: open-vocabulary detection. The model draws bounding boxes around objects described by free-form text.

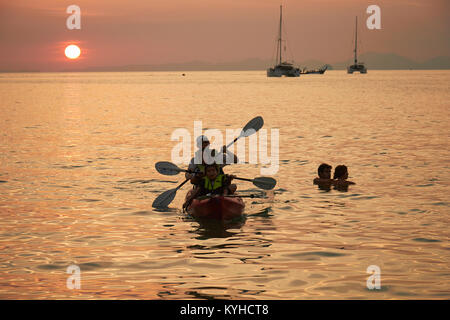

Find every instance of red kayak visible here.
[186,195,245,220]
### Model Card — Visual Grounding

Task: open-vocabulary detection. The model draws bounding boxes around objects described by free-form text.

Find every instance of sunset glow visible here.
[0,1,448,71]
[65,45,81,60]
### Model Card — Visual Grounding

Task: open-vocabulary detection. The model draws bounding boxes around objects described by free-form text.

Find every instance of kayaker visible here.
[183,164,236,210]
[332,165,355,191]
[185,135,238,185]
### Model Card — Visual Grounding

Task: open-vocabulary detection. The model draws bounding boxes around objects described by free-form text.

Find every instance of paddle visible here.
[152,178,190,208]
[233,176,276,190]
[155,161,186,175]
[214,116,264,166]
[155,161,276,190]
[155,161,182,176]
[153,116,265,208]
[226,116,264,149]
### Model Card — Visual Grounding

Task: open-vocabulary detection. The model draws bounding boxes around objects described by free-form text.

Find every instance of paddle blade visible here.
[155,161,182,176]
[242,116,264,137]
[152,189,177,208]
[252,177,277,190]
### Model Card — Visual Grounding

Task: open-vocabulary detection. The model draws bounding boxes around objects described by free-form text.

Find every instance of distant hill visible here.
[81,58,271,72]
[80,58,330,72]
[3,53,448,73]
[78,53,450,72]
[332,53,450,70]
[420,56,450,69]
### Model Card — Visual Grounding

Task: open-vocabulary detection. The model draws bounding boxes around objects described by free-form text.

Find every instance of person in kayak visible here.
[332,165,355,191]
[183,164,236,210]
[185,135,238,189]
[313,163,333,190]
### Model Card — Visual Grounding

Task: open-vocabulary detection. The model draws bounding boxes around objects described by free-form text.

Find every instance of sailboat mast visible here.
[279,5,283,65]
[354,16,358,64]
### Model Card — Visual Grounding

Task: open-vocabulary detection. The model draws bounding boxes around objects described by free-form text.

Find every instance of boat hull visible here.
[267,65,300,77]
[301,70,326,74]
[301,65,328,75]
[187,195,245,220]
[347,64,367,74]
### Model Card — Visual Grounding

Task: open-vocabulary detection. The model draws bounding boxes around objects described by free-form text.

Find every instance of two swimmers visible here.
[314,163,355,191]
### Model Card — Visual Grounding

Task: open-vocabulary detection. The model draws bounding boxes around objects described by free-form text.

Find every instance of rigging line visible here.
[281,15,296,64]
[287,38,296,64]
[270,38,277,64]
[270,26,280,64]
[348,19,355,62]
[270,13,281,64]
[357,18,365,61]
[282,19,288,62]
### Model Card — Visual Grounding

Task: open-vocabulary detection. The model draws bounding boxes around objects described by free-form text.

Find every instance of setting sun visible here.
[64,44,81,59]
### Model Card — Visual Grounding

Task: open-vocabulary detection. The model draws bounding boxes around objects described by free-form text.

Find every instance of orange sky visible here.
[0,0,449,71]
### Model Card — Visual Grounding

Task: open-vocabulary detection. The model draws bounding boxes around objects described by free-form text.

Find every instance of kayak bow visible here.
[186,194,245,220]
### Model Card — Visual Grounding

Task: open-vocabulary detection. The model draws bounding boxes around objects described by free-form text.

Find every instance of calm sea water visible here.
[0,71,449,299]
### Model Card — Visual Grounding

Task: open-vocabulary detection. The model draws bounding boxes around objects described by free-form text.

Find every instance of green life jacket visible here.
[203,174,225,192]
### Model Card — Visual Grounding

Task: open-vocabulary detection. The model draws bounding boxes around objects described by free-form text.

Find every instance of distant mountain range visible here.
[78,53,450,72]
[331,53,450,70]
[2,52,449,73]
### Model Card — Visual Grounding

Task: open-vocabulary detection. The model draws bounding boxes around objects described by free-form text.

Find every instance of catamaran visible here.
[267,6,300,77]
[347,16,367,74]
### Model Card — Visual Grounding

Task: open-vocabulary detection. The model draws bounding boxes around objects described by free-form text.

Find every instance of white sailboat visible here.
[347,16,367,74]
[267,6,300,77]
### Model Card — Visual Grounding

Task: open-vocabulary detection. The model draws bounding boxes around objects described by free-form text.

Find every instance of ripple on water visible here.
[247,207,273,217]
[364,285,390,292]
[394,291,419,297]
[430,202,448,206]
[132,210,152,215]
[293,159,309,165]
[59,165,86,169]
[152,207,179,214]
[336,193,361,198]
[184,290,229,300]
[77,262,114,270]
[286,251,347,259]
[2,71,450,300]
[37,264,66,271]
[353,196,379,200]
[409,208,427,214]
[412,238,441,243]
[289,280,308,287]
